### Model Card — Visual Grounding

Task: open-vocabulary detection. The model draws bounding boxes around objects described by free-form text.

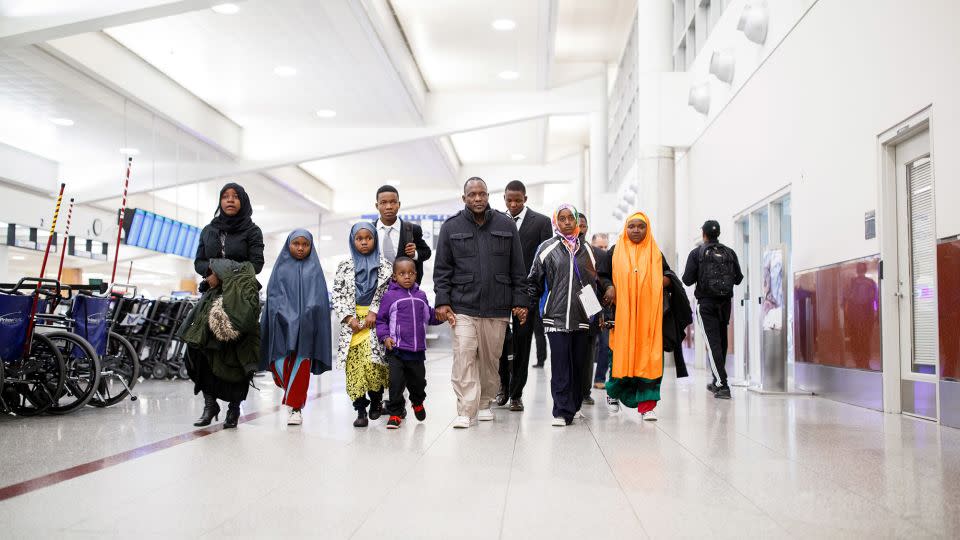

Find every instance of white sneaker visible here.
[642,410,658,422]
[478,408,495,422]
[606,398,621,413]
[551,417,567,427]
[575,410,585,419]
[453,415,475,429]
[287,410,302,426]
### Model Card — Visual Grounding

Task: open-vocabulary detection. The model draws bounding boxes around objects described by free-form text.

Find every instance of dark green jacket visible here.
[179,259,261,382]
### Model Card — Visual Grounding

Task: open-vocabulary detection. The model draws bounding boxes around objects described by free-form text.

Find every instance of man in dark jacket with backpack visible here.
[682,220,743,399]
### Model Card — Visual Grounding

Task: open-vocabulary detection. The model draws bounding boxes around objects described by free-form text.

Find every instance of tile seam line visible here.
[346,416,456,539]
[584,416,651,539]
[0,392,325,503]
[650,419,795,538]
[496,412,522,540]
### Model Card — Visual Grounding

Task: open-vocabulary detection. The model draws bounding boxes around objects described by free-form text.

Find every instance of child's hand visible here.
[348,317,362,334]
[364,311,377,329]
[384,337,395,350]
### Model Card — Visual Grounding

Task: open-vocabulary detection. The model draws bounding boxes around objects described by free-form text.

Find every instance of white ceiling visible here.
[555,0,636,63]
[300,139,457,218]
[391,0,546,92]
[106,0,422,130]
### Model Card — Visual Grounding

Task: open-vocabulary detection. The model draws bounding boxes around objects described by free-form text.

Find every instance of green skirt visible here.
[605,350,662,408]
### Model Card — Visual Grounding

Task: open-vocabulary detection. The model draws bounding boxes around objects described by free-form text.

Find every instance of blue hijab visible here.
[350,222,381,305]
[259,229,332,374]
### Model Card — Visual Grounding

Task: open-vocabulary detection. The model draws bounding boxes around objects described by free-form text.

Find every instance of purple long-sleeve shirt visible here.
[375,281,443,354]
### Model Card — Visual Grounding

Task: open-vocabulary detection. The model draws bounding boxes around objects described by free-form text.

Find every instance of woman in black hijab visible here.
[190,182,265,428]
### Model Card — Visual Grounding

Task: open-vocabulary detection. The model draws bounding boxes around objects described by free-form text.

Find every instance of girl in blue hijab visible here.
[332,222,392,427]
[260,229,332,426]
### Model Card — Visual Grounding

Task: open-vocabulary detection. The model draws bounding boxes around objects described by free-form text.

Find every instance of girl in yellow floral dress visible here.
[333,222,392,427]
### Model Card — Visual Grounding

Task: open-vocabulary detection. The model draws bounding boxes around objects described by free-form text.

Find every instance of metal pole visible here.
[110,157,133,285]
[56,198,75,281]
[24,183,65,356]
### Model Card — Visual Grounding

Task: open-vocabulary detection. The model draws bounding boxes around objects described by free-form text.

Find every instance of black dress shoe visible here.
[223,403,241,429]
[532,363,544,369]
[495,390,509,407]
[508,399,524,412]
[706,383,719,394]
[353,409,369,427]
[714,386,732,399]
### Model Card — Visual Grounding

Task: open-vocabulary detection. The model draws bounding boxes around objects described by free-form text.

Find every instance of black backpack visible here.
[697,243,737,298]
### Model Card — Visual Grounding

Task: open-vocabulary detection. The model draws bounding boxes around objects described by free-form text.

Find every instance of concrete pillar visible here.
[0,246,9,283]
[634,0,677,261]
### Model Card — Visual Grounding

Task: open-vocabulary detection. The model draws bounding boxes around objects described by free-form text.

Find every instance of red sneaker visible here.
[413,404,426,421]
[386,416,402,429]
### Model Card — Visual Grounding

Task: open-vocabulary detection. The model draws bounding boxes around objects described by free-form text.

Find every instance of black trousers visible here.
[581,334,598,400]
[533,311,547,364]
[546,331,588,422]
[353,389,384,411]
[498,315,534,400]
[386,353,426,416]
[698,299,732,387]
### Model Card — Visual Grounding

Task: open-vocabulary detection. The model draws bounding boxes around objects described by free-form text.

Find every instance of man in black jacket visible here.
[576,212,603,406]
[681,220,743,400]
[434,177,529,429]
[374,185,432,284]
[496,180,553,412]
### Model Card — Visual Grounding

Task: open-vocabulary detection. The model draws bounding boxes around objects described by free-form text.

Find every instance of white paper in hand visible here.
[578,285,603,319]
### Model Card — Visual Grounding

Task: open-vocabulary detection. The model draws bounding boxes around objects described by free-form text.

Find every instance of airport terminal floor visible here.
[2,352,958,539]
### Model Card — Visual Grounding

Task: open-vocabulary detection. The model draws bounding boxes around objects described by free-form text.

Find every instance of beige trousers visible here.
[451,314,509,418]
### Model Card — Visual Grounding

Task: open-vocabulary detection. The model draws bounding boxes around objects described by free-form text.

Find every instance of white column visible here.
[634,0,677,261]
[588,64,609,228]
[0,245,9,283]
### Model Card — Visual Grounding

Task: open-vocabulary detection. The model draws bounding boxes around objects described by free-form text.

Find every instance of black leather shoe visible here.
[532,363,544,369]
[223,403,241,429]
[508,399,524,412]
[714,386,732,400]
[193,394,221,427]
[353,409,369,428]
[706,383,719,394]
[495,390,509,407]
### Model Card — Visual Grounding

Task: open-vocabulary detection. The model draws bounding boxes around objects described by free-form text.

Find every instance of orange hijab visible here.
[610,212,664,380]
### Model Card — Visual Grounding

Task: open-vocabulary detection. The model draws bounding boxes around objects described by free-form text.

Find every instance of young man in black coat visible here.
[373,185,432,284]
[681,220,743,400]
[496,180,554,412]
[434,177,529,428]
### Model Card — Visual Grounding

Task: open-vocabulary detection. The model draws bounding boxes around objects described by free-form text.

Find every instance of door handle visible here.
[758,297,762,305]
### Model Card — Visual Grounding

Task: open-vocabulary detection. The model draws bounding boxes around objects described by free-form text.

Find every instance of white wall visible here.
[678,0,960,272]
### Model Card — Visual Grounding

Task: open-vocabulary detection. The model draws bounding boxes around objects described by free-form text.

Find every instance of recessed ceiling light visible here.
[253,204,266,211]
[49,117,74,127]
[315,109,337,118]
[211,3,239,14]
[498,70,519,80]
[511,153,526,161]
[274,65,297,77]
[492,19,517,31]
[119,147,140,156]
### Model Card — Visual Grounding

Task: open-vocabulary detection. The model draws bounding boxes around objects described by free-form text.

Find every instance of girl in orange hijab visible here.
[597,212,674,421]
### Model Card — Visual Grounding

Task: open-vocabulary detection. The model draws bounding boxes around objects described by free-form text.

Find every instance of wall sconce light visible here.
[688,82,711,115]
[709,50,735,84]
[624,192,637,205]
[737,2,769,45]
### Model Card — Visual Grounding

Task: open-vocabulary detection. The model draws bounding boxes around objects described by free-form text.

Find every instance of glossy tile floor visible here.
[1,352,959,539]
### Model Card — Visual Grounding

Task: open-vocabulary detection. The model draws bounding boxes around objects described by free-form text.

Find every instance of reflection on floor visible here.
[2,353,959,539]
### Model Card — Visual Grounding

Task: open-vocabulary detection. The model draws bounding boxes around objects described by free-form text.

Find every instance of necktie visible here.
[382,225,397,263]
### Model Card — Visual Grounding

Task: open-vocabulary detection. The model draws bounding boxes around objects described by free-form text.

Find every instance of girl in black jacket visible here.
[190,182,265,429]
[526,204,600,427]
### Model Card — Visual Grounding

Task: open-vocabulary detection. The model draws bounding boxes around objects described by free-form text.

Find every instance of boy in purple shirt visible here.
[376,257,448,429]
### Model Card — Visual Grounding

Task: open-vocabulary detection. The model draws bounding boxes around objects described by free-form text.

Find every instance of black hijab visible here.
[211,182,255,234]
